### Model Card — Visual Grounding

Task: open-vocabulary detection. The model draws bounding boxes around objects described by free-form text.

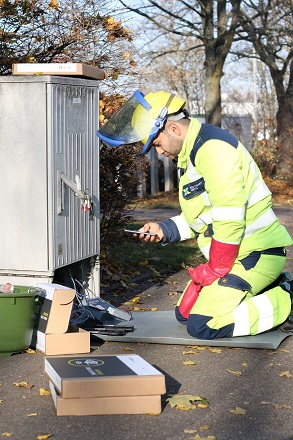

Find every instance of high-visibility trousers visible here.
[176,251,291,339]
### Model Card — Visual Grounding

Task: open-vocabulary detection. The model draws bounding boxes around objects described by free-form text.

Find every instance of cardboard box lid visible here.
[37,283,75,302]
[45,354,166,398]
[12,63,107,80]
[37,283,75,334]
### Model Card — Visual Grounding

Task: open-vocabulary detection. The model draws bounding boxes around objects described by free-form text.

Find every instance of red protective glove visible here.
[178,281,202,319]
[188,238,239,287]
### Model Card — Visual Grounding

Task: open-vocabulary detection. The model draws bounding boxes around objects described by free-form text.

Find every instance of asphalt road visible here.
[0,205,292,440]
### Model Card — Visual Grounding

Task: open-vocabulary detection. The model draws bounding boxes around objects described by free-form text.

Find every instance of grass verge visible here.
[100,221,204,289]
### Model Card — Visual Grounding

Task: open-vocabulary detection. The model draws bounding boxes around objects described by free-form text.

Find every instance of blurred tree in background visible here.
[119,0,293,179]
[236,0,293,179]
[119,0,242,128]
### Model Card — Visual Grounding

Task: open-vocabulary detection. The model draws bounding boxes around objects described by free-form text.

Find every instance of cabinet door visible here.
[0,80,49,272]
[47,82,100,270]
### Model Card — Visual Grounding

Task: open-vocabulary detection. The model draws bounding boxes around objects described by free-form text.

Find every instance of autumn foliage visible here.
[0,1,136,80]
[251,139,279,178]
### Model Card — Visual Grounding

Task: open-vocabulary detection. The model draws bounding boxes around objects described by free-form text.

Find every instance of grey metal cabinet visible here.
[0,75,100,286]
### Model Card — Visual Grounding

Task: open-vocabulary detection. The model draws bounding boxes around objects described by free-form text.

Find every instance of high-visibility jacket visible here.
[160,118,293,258]
[159,118,293,339]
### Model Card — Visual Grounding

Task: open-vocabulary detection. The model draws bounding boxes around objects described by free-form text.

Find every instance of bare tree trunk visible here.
[205,50,223,126]
[272,64,293,179]
[202,0,240,126]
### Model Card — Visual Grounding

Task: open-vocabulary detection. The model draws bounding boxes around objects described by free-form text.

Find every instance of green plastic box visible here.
[0,286,42,356]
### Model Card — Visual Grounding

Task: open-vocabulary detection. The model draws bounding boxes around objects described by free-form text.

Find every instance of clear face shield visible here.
[96,90,172,154]
[97,90,154,148]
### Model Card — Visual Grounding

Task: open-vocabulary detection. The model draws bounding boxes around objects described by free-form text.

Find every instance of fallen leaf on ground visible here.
[151,268,164,278]
[183,361,198,366]
[37,435,52,440]
[229,406,247,415]
[188,435,216,439]
[122,347,135,351]
[279,371,292,378]
[1,433,13,437]
[166,394,209,410]
[39,388,51,396]
[182,350,198,355]
[184,429,197,433]
[25,348,36,354]
[27,413,38,416]
[13,382,33,389]
[273,404,292,409]
[227,369,242,377]
[209,348,222,353]
[150,308,158,311]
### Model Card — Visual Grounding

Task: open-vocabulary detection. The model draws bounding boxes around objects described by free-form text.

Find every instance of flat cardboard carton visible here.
[31,283,90,355]
[12,63,107,80]
[45,354,166,398]
[49,381,162,416]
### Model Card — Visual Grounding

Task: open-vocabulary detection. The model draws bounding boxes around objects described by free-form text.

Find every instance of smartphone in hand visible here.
[124,229,157,237]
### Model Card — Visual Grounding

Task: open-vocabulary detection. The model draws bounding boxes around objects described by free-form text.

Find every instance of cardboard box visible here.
[12,63,107,80]
[36,283,75,334]
[45,354,166,398]
[31,283,90,355]
[38,325,90,355]
[49,381,162,416]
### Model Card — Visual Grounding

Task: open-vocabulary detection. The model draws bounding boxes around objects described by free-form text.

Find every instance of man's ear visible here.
[166,121,181,136]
